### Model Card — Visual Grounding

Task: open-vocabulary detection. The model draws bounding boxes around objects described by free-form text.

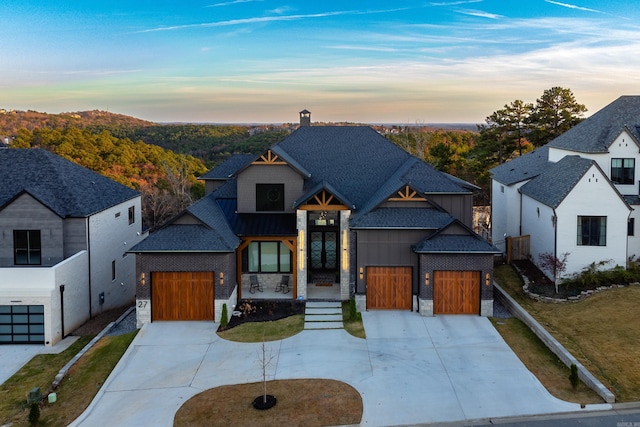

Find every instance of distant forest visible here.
[0,88,585,229]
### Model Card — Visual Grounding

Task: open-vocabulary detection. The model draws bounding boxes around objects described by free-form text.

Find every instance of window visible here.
[611,158,635,184]
[128,206,135,225]
[243,242,292,273]
[13,230,41,265]
[629,218,635,236]
[577,216,606,246]
[256,184,284,211]
[112,260,116,281]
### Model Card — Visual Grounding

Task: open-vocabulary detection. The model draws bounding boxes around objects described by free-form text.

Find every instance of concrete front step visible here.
[306,307,342,315]
[305,301,341,309]
[305,314,342,322]
[304,321,344,330]
[304,301,343,329]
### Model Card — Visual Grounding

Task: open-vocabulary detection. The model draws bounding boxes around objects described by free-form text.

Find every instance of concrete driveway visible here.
[70,312,609,427]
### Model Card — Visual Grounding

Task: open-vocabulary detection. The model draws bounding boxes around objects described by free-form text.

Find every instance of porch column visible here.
[296,210,307,300]
[340,210,351,300]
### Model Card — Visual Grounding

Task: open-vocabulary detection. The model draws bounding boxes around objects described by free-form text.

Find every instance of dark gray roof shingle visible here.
[0,148,139,217]
[547,96,640,153]
[350,207,454,229]
[199,154,255,180]
[129,224,234,252]
[518,156,594,208]
[490,146,551,186]
[414,234,500,253]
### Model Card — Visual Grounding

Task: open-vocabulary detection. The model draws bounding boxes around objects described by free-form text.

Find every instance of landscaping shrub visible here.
[569,363,579,390]
[220,303,229,329]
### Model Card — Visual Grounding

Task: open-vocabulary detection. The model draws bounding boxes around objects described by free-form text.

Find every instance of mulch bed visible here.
[512,259,582,298]
[224,300,306,330]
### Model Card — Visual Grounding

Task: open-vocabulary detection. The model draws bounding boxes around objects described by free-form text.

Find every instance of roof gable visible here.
[0,148,139,217]
[519,156,596,208]
[547,96,640,153]
[413,219,499,254]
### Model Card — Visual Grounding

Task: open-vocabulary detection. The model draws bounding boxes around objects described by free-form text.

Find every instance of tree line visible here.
[1,86,587,227]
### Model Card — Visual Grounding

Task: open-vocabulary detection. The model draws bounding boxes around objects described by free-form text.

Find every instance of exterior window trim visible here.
[256,183,285,212]
[611,158,635,185]
[128,206,135,225]
[577,216,606,246]
[13,230,42,265]
[243,241,292,273]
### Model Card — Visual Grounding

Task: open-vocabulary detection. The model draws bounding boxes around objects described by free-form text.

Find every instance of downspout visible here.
[59,284,65,339]
[87,217,93,319]
[553,208,558,281]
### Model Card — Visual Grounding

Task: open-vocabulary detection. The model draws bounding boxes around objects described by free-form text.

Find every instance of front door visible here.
[310,230,337,271]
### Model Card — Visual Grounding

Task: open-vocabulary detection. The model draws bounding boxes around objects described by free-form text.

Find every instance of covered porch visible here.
[238,273,342,301]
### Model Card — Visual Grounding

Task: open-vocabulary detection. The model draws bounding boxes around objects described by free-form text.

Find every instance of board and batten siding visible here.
[236,164,304,213]
[355,229,429,294]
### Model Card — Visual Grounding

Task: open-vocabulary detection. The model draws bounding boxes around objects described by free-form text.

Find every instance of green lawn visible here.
[494,264,640,401]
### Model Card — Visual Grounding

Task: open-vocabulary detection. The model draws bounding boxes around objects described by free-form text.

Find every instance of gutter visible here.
[87,217,93,320]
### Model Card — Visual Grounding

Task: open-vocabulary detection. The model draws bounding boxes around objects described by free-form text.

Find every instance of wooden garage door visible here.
[366,267,412,310]
[152,272,214,321]
[434,271,480,314]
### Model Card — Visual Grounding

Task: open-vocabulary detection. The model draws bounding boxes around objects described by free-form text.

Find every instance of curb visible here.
[52,306,135,388]
[493,283,615,403]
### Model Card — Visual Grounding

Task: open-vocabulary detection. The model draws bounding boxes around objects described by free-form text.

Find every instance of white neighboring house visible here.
[491,95,640,279]
[0,148,146,345]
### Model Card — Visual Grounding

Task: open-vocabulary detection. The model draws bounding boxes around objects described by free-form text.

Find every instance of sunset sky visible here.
[3,0,640,124]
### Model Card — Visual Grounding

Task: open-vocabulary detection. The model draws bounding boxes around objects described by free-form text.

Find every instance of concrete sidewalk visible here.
[70,313,610,427]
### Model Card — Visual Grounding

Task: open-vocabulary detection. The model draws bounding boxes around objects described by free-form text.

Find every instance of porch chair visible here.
[249,274,263,293]
[275,275,290,293]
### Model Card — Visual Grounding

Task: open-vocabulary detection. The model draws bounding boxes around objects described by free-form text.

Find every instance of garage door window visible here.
[243,242,292,273]
[0,305,45,344]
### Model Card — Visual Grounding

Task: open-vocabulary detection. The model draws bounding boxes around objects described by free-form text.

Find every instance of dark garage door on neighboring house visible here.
[366,266,412,310]
[0,305,45,344]
[152,272,214,321]
[434,271,480,314]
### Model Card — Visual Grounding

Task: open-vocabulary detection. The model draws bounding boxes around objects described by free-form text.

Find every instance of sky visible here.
[3,1,640,124]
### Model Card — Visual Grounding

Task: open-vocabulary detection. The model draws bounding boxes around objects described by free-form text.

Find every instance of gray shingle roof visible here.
[413,220,500,254]
[129,224,234,252]
[0,148,139,217]
[275,126,468,211]
[350,207,454,229]
[413,234,500,253]
[199,154,255,180]
[518,156,594,208]
[490,146,551,186]
[547,96,640,153]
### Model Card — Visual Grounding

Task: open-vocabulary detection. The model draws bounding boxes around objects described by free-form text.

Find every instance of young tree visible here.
[538,252,570,293]
[528,87,587,146]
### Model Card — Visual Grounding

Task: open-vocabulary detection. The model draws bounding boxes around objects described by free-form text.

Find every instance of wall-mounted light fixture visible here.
[359,267,364,280]
[425,273,430,286]
[298,230,305,270]
[219,272,224,285]
[342,230,348,270]
[485,272,491,286]
[140,272,146,286]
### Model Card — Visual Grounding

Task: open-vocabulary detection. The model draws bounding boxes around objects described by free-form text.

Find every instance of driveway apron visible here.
[70,312,610,427]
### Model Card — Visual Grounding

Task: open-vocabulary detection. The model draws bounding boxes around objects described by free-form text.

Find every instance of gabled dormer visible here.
[235,148,310,214]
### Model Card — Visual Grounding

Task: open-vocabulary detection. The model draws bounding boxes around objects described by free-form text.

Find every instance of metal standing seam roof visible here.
[547,95,640,153]
[0,148,139,217]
